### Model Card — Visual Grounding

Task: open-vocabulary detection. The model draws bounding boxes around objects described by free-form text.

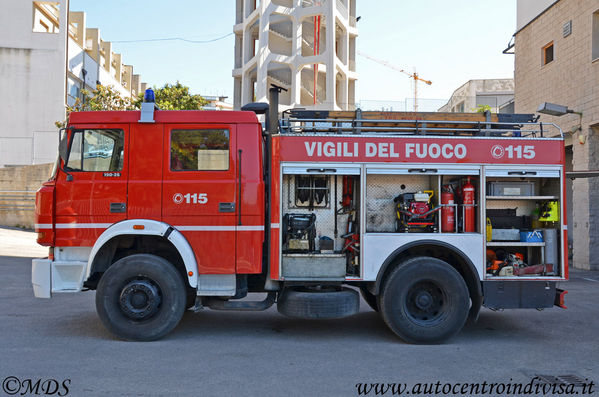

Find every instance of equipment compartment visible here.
[484,171,563,279]
[281,169,361,278]
[365,170,481,234]
[439,175,480,234]
[366,173,437,233]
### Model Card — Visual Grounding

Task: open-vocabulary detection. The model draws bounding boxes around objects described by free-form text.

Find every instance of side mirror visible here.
[58,128,69,163]
[57,128,74,182]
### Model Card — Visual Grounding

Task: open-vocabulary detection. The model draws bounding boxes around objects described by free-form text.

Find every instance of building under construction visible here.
[233,0,358,111]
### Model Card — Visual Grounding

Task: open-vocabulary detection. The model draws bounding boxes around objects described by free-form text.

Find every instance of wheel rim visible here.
[119,278,162,321]
[403,280,447,326]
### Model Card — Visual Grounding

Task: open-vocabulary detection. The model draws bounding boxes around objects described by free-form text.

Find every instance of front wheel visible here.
[95,254,187,341]
[379,257,469,344]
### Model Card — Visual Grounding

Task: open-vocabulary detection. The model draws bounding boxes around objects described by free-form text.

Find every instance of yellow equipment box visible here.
[539,201,559,222]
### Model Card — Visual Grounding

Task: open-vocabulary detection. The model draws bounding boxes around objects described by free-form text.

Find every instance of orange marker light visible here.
[188,271,194,277]
[133,225,145,230]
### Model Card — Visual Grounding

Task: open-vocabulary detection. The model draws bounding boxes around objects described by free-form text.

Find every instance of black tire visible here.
[95,254,187,341]
[359,286,379,312]
[379,257,469,344]
[277,287,359,319]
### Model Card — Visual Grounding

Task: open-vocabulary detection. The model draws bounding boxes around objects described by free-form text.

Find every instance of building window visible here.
[593,11,599,60]
[170,129,230,171]
[542,41,554,65]
[32,1,59,33]
[67,77,81,106]
[453,101,465,113]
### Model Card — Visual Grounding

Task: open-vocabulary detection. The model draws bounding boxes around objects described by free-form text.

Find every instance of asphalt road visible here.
[0,227,47,258]
[1,255,598,396]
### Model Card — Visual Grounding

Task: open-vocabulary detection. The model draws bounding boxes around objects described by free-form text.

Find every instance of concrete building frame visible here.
[233,0,358,111]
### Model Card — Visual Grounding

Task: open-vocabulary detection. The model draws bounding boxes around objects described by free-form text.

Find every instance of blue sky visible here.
[70,0,516,104]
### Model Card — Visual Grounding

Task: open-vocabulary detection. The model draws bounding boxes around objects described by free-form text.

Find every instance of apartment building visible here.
[201,95,234,111]
[438,79,515,113]
[233,0,358,111]
[513,0,599,270]
[0,0,145,167]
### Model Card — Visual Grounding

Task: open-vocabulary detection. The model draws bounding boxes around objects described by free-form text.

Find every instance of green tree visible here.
[81,84,137,111]
[57,81,207,128]
[475,104,493,113]
[135,81,208,110]
[56,84,137,128]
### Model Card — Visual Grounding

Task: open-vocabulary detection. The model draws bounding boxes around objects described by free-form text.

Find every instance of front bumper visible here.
[32,258,87,298]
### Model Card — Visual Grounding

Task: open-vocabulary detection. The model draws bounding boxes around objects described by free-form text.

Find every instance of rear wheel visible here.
[95,254,186,341]
[379,257,469,344]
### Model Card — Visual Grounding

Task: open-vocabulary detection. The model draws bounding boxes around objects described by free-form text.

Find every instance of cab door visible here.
[55,125,128,246]
[162,124,237,274]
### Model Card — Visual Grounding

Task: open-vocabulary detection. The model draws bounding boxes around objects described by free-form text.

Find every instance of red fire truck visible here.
[32,90,568,343]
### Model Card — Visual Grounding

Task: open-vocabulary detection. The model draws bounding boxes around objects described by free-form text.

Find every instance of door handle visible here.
[219,202,236,213]
[307,168,337,173]
[508,171,537,176]
[408,168,438,173]
[110,202,126,213]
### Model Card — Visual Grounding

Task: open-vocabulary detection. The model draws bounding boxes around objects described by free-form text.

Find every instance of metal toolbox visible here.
[282,254,346,279]
[487,181,535,196]
[492,228,521,241]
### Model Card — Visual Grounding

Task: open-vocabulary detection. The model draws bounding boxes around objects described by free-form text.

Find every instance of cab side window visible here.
[66,129,124,172]
[170,129,230,171]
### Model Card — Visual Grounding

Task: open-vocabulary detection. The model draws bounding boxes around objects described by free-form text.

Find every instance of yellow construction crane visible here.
[358,51,432,112]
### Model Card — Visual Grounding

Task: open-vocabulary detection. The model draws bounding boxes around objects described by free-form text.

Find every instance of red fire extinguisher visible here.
[461,177,476,233]
[441,185,455,232]
[341,176,353,209]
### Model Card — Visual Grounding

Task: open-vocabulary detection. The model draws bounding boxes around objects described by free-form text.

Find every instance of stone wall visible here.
[0,164,54,229]
[515,0,599,270]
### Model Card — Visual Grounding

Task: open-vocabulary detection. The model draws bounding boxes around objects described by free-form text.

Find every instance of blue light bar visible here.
[144,88,155,103]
